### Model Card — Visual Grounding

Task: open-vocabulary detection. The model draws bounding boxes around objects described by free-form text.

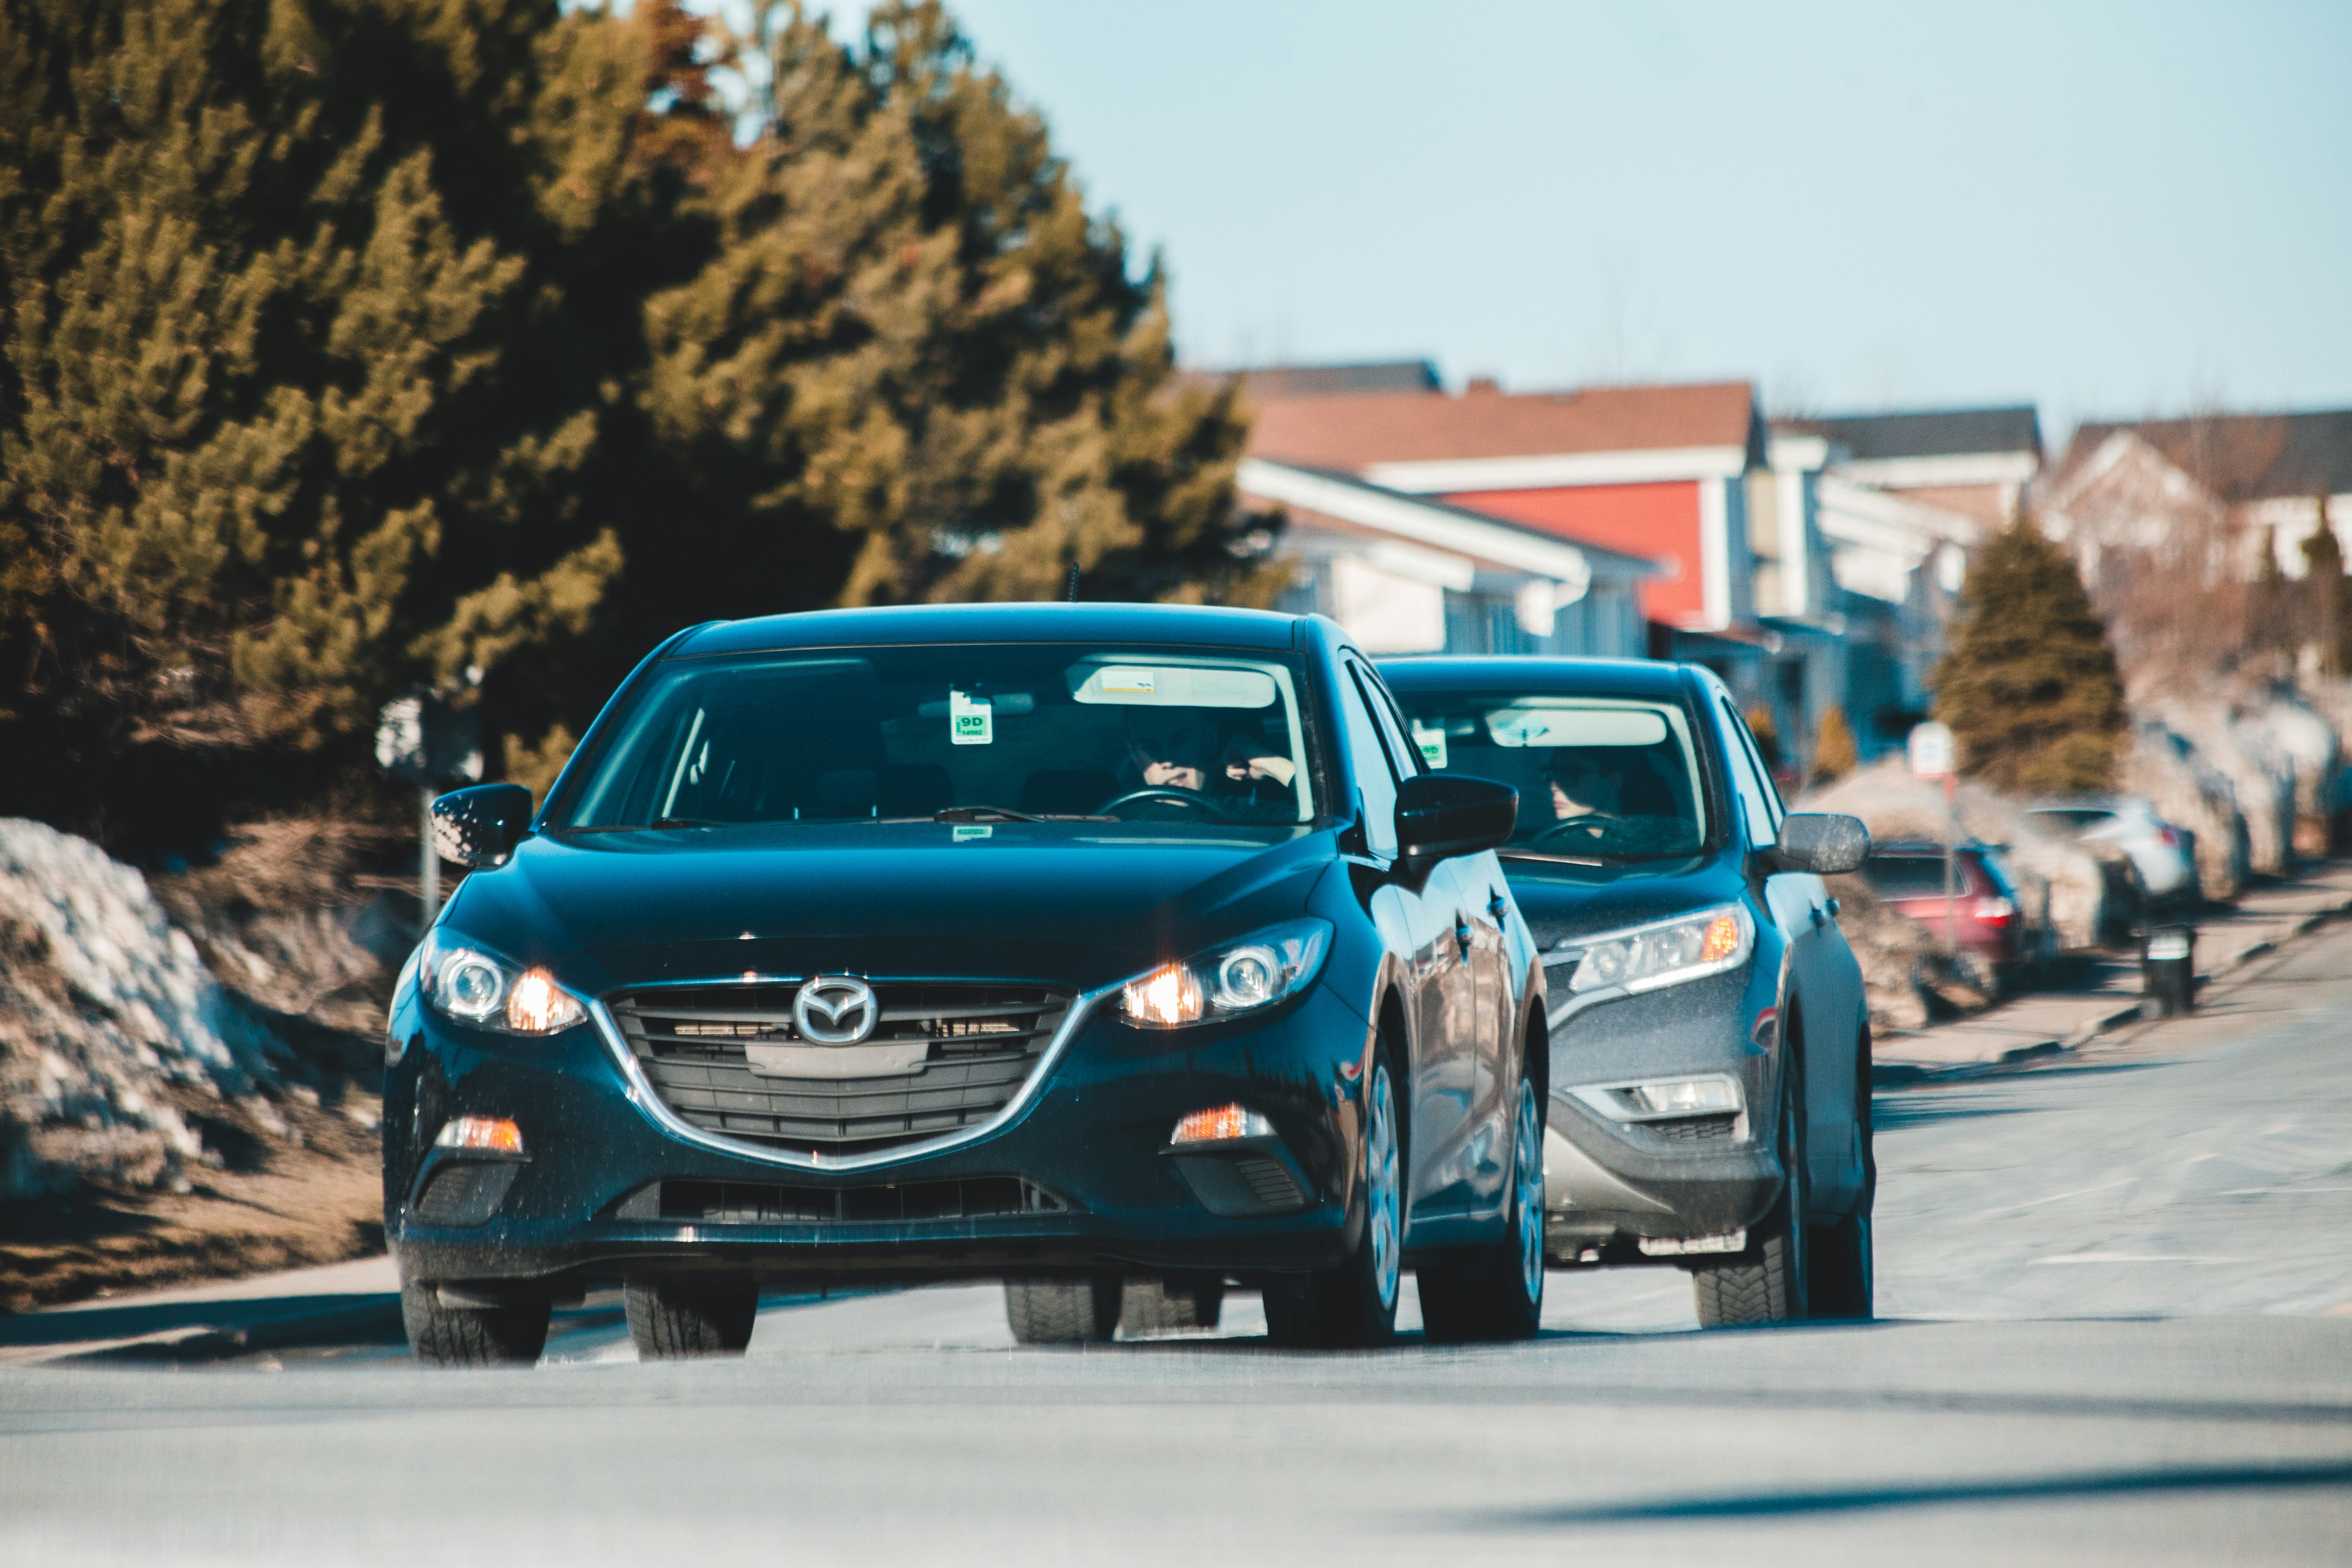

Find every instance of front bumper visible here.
[383,982,1375,1290]
[1539,963,1782,1260]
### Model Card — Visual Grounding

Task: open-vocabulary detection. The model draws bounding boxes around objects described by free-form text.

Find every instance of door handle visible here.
[1810,904,1826,928]
[1455,920,1473,960]
[1486,889,1509,922]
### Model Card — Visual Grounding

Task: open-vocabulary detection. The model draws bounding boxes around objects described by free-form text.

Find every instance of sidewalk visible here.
[1871,861,2352,1082]
[0,1254,400,1368]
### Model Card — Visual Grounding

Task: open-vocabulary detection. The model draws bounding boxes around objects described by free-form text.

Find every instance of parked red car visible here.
[1863,840,2041,989]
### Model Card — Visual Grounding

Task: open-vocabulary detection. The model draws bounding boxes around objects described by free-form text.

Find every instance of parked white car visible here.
[2026,796,2199,911]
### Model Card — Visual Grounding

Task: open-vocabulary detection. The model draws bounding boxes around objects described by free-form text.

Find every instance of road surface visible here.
[5,923,2352,1564]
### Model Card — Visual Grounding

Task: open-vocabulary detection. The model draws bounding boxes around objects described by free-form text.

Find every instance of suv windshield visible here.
[1395,690,1709,860]
[556,644,1320,833]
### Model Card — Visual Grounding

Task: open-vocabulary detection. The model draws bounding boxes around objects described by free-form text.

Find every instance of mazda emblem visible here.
[793,976,878,1045]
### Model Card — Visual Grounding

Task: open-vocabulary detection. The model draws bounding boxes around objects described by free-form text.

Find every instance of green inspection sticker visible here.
[952,824,992,842]
[949,689,993,745]
[1412,725,1449,770]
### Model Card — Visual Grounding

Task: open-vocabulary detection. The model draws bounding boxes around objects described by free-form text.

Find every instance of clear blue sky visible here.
[818,0,2352,444]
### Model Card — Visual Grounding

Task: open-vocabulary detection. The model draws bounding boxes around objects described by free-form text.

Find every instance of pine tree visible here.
[1810,704,1857,784]
[1933,513,2126,794]
[2299,499,2347,678]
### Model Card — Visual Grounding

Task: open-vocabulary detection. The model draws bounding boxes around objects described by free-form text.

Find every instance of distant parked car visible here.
[2025,796,2199,912]
[1862,840,2044,990]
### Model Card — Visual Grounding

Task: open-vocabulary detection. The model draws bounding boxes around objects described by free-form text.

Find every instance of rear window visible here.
[1866,856,1959,899]
[1394,691,1708,860]
[2031,808,2112,834]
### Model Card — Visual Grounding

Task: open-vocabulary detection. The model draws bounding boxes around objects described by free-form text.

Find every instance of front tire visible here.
[401,1277,551,1367]
[1265,1047,1402,1350]
[1807,1024,1877,1320]
[1691,1056,1809,1328]
[625,1274,758,1358]
[1418,1075,1545,1342]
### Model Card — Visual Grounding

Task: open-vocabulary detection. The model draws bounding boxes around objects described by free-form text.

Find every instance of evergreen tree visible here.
[1810,704,1857,784]
[2299,500,2347,677]
[1933,513,2126,794]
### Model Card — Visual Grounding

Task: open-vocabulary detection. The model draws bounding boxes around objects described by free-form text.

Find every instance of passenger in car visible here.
[1548,747,1620,821]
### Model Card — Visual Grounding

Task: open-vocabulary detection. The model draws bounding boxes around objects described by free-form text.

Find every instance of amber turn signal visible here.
[435,1115,524,1154]
[1170,1102,1274,1144]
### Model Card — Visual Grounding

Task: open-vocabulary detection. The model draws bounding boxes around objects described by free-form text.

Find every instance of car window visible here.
[1357,667,1426,778]
[1391,688,1707,862]
[557,644,1320,835]
[1337,663,1401,858]
[1864,856,1952,899]
[1713,697,1779,848]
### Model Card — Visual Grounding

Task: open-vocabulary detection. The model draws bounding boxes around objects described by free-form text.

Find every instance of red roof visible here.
[1246,381,1761,470]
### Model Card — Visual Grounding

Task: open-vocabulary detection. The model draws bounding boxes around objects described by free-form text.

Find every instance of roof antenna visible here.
[1065,562,1080,602]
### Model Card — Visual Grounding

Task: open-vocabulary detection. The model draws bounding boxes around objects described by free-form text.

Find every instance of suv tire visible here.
[1691,1054,1809,1328]
[1807,1024,1876,1320]
[1121,1274,1225,1335]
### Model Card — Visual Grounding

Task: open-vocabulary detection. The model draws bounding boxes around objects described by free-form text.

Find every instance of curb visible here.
[4,1297,403,1368]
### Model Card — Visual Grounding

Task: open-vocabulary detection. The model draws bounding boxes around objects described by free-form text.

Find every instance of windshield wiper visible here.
[926,805,1119,824]
[563,817,725,834]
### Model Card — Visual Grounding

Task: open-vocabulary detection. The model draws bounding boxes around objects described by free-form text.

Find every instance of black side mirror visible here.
[430,783,536,869]
[1773,812,1870,875]
[1395,774,1517,871]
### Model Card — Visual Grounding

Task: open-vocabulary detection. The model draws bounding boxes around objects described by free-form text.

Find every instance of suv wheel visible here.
[1690,1057,1809,1328]
[401,1277,551,1367]
[1807,1025,1877,1320]
[1418,1074,1545,1342]
[1265,1045,1402,1350]
[625,1274,758,1358]
[1004,1274,1122,1344]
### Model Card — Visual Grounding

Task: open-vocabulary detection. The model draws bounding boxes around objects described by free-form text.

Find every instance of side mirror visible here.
[1773,812,1870,875]
[1395,774,1517,870]
[430,783,536,869]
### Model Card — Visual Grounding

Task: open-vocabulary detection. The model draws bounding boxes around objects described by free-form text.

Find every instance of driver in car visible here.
[1121,708,1296,818]
[1548,747,1622,822]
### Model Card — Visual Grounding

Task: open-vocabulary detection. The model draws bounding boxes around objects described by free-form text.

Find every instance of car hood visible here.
[437,822,1337,996]
[1498,849,1750,951]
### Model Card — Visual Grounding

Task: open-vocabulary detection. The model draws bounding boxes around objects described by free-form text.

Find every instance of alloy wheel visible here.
[1366,1063,1400,1311]
[1513,1080,1544,1305]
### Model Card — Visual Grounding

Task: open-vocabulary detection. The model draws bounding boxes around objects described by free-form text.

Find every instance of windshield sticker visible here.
[952,824,992,842]
[1412,725,1449,770]
[1069,662,1278,708]
[949,689,993,745]
[1487,706,1669,748]
[1097,667,1157,695]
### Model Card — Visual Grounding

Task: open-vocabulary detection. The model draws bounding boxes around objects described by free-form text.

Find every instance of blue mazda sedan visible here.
[385,604,1546,1362]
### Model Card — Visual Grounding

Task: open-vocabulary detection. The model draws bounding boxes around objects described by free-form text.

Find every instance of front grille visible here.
[628,1175,1071,1225]
[1643,1113,1740,1143]
[611,981,1070,1157]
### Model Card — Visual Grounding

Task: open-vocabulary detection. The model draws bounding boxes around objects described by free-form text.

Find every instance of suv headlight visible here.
[1120,918,1332,1029]
[416,930,587,1034]
[1558,904,1752,995]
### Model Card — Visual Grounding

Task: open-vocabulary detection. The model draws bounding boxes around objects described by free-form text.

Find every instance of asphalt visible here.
[6,917,2352,1563]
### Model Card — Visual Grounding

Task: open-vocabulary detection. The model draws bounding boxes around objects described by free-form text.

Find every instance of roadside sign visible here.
[1908,721,1954,780]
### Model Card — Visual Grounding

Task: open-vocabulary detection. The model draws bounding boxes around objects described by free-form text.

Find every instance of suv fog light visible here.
[1171,1103,1273,1144]
[1570,1075,1743,1122]
[435,1115,524,1154]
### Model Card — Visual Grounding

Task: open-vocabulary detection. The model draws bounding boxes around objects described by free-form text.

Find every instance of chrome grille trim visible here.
[588,977,1112,1174]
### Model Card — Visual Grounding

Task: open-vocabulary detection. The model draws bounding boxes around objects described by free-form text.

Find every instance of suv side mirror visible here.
[1395,774,1517,872]
[1773,812,1870,875]
[430,783,536,869]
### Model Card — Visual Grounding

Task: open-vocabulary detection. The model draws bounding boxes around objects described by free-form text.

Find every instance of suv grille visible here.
[1644,1113,1740,1142]
[610,981,1070,1157]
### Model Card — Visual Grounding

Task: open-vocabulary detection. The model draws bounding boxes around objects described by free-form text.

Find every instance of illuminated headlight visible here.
[1570,1075,1745,1123]
[1120,919,1332,1029]
[1561,904,1752,995]
[416,931,586,1035]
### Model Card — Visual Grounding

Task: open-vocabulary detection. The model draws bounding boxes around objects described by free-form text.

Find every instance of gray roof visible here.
[1173,360,1442,401]
[1775,405,2043,462]
[2059,409,2352,502]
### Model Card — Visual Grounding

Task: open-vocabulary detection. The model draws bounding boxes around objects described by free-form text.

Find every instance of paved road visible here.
[6,925,2352,1564]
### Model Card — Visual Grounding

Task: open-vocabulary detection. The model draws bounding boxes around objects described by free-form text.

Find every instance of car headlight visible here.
[416,930,587,1034]
[1558,904,1752,995]
[1120,918,1332,1028]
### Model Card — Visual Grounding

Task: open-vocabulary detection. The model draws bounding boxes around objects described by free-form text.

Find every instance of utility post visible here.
[1908,721,1960,951]
[377,692,484,931]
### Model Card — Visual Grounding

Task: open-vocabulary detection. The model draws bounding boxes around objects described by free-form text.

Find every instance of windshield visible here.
[556,644,1320,833]
[1393,690,1710,860]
